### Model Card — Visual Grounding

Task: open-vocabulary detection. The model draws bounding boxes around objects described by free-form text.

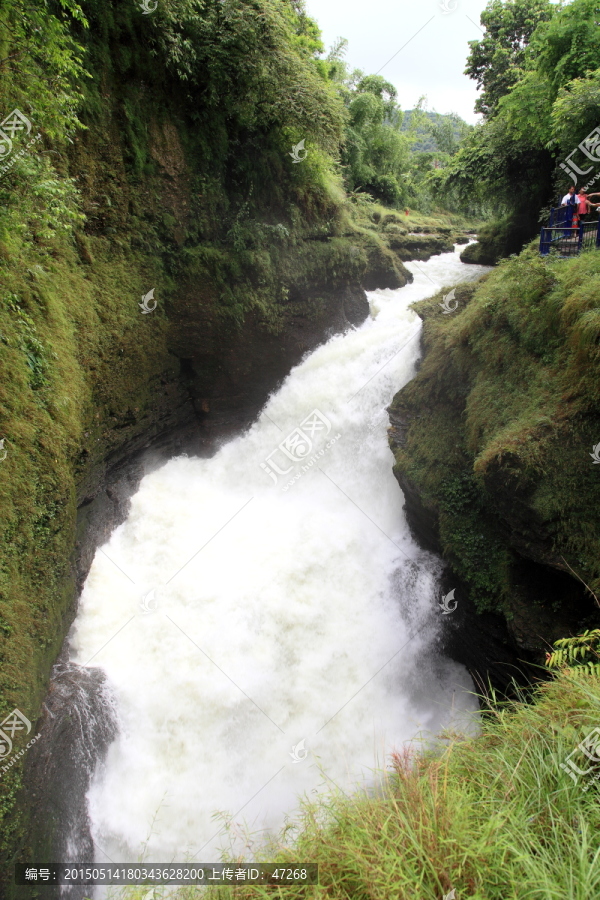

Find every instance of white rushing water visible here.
[69,245,490,868]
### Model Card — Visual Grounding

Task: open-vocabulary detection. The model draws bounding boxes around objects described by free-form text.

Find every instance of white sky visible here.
[304,0,491,123]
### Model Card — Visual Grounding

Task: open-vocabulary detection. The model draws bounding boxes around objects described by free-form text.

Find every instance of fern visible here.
[545,629,600,678]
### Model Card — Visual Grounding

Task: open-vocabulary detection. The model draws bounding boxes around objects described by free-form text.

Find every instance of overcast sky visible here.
[304,0,491,123]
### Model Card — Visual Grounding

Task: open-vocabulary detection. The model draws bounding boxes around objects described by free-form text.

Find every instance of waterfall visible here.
[68,245,490,866]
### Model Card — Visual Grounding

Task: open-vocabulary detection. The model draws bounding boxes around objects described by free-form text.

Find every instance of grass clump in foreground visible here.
[115,673,600,900]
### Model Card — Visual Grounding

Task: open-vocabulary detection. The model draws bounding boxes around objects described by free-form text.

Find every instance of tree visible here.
[465,0,555,119]
[0,0,88,141]
[551,69,600,161]
[427,113,471,155]
[532,0,600,90]
[342,75,410,206]
[444,0,600,261]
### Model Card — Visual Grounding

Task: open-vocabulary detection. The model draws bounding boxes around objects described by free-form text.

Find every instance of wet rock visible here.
[22,661,118,900]
[388,234,455,261]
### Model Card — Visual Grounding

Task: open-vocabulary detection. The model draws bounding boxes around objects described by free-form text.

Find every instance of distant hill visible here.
[400,109,471,153]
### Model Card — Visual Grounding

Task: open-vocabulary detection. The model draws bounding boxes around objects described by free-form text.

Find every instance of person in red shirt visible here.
[577,189,591,222]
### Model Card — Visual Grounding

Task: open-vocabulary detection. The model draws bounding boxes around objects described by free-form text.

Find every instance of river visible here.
[68,244,491,872]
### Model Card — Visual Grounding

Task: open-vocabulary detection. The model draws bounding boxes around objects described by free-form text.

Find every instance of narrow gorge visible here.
[2,1,600,898]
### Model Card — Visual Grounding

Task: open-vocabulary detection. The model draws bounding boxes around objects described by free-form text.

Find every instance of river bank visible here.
[125,671,598,900]
[389,243,600,680]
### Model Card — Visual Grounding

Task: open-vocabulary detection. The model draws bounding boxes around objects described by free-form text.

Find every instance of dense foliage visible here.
[339,73,410,207]
[443,0,600,259]
[547,629,600,678]
[274,35,474,213]
[464,0,554,119]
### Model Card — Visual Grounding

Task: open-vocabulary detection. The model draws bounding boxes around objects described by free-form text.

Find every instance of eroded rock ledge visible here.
[387,272,600,694]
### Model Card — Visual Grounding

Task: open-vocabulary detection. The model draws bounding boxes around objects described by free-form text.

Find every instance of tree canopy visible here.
[443,0,600,249]
[464,0,555,118]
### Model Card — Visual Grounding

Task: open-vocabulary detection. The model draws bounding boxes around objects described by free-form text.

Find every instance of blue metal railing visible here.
[540,207,600,256]
[548,205,575,227]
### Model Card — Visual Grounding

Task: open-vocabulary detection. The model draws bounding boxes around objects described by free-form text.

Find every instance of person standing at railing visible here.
[587,192,600,219]
[561,186,578,206]
[560,186,580,229]
[576,189,593,223]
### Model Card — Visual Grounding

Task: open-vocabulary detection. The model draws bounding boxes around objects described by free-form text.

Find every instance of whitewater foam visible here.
[69,245,490,865]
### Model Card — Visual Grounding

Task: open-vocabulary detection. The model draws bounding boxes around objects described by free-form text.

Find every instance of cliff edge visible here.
[388,244,600,687]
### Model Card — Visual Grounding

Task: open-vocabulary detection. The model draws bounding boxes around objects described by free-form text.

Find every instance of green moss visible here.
[436,473,508,606]
[459,213,541,266]
[389,243,600,615]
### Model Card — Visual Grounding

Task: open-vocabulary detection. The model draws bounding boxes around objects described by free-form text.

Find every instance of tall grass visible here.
[114,673,600,900]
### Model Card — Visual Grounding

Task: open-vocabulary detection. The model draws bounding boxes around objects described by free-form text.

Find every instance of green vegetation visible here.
[313,39,476,214]
[464,0,554,119]
[389,243,600,616]
[115,671,600,900]
[442,0,600,262]
[547,630,600,678]
[0,0,480,875]
[401,109,471,154]
[339,72,411,207]
[346,203,480,265]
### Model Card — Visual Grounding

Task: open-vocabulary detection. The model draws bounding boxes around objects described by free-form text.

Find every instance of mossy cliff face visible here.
[459,214,538,267]
[388,244,600,685]
[0,0,425,878]
[360,209,475,266]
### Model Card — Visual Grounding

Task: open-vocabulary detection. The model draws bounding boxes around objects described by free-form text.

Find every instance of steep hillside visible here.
[388,244,600,678]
